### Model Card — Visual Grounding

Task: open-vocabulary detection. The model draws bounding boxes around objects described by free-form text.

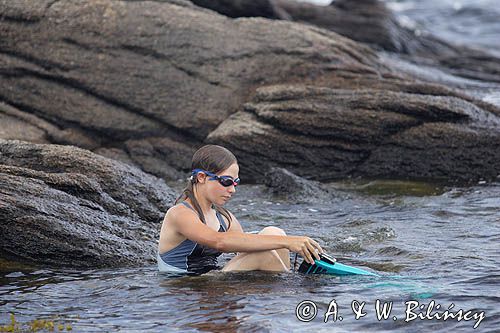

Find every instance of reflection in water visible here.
[159,272,290,333]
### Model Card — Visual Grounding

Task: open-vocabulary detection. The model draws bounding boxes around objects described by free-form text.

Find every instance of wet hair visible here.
[175,144,237,229]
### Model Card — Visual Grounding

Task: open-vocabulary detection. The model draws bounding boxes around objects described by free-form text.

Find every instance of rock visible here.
[192,0,500,83]
[273,0,441,54]
[263,167,332,203]
[123,137,196,181]
[0,0,380,179]
[275,0,500,83]
[0,0,498,184]
[208,85,500,183]
[0,139,175,268]
[190,0,284,19]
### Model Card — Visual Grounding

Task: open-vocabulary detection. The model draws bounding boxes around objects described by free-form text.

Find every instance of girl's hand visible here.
[287,236,324,264]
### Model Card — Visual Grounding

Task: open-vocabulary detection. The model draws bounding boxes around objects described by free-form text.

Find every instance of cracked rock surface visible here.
[208,85,500,183]
[192,0,500,83]
[0,139,175,268]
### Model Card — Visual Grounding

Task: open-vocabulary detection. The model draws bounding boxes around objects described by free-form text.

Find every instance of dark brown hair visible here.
[175,144,237,229]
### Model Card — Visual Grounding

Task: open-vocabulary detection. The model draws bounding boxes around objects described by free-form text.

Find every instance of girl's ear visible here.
[196,172,207,184]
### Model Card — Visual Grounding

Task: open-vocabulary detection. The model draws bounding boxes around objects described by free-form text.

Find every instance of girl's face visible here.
[199,163,239,206]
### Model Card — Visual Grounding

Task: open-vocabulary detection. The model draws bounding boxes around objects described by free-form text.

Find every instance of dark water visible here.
[1,181,499,332]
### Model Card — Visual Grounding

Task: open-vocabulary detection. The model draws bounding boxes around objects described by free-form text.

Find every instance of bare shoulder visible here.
[164,203,199,227]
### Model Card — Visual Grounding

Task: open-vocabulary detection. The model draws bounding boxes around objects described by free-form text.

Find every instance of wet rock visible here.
[0,139,175,268]
[208,85,500,183]
[263,167,331,203]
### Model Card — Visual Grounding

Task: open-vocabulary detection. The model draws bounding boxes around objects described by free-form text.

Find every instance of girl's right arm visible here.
[168,207,323,264]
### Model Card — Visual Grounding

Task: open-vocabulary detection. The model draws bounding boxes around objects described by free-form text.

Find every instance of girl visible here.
[158,144,323,274]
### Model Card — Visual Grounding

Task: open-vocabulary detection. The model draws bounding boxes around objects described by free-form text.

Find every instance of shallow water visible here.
[1,181,499,332]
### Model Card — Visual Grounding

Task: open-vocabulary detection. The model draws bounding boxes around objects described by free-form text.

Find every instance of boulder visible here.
[208,85,500,183]
[263,167,332,203]
[0,0,382,179]
[0,139,176,268]
[0,0,498,184]
[191,0,500,83]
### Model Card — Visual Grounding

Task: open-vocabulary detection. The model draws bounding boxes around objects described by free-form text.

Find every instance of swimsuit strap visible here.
[215,211,228,231]
[181,201,195,211]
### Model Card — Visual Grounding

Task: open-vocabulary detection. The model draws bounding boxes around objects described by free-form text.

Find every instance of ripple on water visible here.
[375,246,411,257]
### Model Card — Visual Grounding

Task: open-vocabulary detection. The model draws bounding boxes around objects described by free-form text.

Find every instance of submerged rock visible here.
[263,167,332,203]
[0,140,175,268]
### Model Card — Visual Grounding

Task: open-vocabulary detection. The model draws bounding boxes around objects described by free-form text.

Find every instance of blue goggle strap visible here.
[191,169,219,181]
[191,169,238,183]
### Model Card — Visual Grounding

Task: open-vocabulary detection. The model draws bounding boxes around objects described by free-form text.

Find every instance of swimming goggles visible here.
[191,169,240,187]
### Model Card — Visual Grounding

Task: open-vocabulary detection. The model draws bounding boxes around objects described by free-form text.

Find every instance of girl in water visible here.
[158,144,323,274]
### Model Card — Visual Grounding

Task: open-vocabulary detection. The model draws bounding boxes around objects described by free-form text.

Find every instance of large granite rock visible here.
[0,0,383,179]
[191,0,500,83]
[208,85,500,183]
[0,139,175,268]
[0,0,498,185]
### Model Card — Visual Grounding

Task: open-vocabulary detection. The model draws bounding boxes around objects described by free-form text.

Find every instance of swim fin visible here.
[298,253,378,276]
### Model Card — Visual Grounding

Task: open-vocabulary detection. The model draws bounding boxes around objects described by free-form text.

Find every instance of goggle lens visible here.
[218,177,240,187]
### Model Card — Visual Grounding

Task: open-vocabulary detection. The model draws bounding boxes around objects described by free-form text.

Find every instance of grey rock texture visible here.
[192,0,500,83]
[208,85,500,183]
[0,139,175,268]
[263,167,332,203]
[0,0,498,185]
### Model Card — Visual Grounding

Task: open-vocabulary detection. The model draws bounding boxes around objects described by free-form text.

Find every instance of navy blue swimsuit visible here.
[158,202,228,275]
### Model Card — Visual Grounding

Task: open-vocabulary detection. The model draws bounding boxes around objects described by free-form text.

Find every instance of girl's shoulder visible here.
[165,202,196,220]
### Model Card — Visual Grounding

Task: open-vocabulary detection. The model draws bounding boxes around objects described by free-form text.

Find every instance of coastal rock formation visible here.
[192,0,500,83]
[0,139,175,268]
[0,0,380,179]
[208,85,500,183]
[0,0,498,186]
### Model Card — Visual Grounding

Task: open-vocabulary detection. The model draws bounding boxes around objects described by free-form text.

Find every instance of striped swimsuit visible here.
[158,201,228,275]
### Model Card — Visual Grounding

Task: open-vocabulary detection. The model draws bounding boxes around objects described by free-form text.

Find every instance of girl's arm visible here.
[168,207,323,264]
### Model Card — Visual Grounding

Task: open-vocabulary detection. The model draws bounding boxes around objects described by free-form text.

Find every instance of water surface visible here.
[1,181,499,332]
